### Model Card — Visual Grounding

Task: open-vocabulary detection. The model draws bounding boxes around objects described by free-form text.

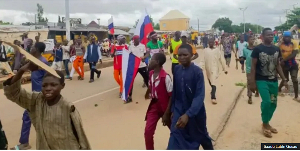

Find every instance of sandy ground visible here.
[2,48,295,150]
[215,72,300,150]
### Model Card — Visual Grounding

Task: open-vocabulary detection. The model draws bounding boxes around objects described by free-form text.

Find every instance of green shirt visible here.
[243,46,253,73]
[146,41,163,57]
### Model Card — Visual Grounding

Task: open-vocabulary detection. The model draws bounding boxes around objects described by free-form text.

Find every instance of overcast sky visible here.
[0,0,298,30]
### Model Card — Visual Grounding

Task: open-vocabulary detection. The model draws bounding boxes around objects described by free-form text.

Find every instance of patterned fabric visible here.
[222,37,233,55]
[3,79,91,150]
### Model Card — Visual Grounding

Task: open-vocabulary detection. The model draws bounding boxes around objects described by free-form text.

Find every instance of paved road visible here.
[0,49,254,150]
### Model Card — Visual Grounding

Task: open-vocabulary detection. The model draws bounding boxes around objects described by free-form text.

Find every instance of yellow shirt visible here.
[170,39,182,63]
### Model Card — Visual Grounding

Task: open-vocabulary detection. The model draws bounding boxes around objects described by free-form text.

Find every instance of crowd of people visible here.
[0,27,299,150]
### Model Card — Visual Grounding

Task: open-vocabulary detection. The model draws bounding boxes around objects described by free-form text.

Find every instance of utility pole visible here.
[34,14,37,29]
[65,0,70,41]
[283,9,290,27]
[256,19,259,34]
[239,7,248,33]
[197,18,199,32]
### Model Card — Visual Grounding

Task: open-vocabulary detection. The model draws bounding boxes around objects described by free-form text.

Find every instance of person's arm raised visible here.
[3,62,40,112]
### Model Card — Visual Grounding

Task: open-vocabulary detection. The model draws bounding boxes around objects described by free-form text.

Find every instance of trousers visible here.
[63,59,70,76]
[19,110,31,144]
[144,100,170,150]
[73,56,84,78]
[256,81,278,124]
[89,62,101,80]
[114,69,123,93]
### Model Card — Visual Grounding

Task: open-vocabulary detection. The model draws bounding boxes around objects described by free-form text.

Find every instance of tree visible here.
[133,16,155,28]
[212,17,233,33]
[37,3,48,22]
[275,7,300,31]
[154,23,160,30]
[58,16,62,23]
[0,20,12,25]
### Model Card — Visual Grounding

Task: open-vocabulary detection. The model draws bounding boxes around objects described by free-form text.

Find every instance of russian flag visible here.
[134,9,154,45]
[122,49,141,101]
[108,16,114,35]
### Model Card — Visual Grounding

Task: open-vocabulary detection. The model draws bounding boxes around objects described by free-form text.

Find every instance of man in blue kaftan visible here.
[165,44,214,150]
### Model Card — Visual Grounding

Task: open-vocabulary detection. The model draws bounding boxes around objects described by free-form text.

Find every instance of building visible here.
[159,10,190,31]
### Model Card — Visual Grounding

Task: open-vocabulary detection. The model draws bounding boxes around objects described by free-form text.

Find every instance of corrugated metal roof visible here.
[48,26,106,32]
[108,29,129,35]
[159,10,189,21]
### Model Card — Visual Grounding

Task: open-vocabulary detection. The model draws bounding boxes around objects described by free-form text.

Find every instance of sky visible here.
[0,0,298,30]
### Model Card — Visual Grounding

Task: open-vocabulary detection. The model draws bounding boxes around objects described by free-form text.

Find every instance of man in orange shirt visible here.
[173,31,199,62]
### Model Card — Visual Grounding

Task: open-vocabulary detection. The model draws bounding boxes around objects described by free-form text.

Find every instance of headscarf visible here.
[117,35,125,41]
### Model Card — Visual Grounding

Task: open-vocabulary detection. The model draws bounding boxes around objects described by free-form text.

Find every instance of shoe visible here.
[97,71,101,79]
[211,99,217,104]
[89,79,94,83]
[69,77,72,80]
[119,92,122,98]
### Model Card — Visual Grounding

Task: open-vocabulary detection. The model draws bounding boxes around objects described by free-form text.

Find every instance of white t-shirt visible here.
[149,74,173,98]
[236,41,248,57]
[129,43,147,68]
[61,45,70,60]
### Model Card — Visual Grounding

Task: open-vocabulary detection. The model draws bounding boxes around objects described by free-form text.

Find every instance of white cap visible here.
[181,31,189,37]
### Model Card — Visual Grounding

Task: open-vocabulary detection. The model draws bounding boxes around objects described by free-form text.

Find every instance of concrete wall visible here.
[0,30,49,43]
[159,18,190,31]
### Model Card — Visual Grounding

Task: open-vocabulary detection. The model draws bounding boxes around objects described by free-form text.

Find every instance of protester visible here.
[241,35,259,104]
[202,34,208,48]
[70,38,85,80]
[144,53,172,150]
[22,33,29,51]
[169,31,182,74]
[12,40,24,72]
[128,35,149,101]
[51,43,63,71]
[7,42,48,150]
[222,33,234,67]
[173,31,199,63]
[111,35,128,98]
[165,44,213,149]
[61,39,70,79]
[236,35,248,73]
[3,61,91,149]
[278,31,299,101]
[0,39,13,76]
[200,38,227,104]
[249,28,288,138]
[146,31,164,59]
[84,37,102,83]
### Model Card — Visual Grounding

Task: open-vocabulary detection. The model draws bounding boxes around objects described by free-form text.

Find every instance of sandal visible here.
[248,98,252,104]
[269,126,278,134]
[10,144,31,150]
[262,127,272,138]
[211,99,217,105]
[293,97,300,103]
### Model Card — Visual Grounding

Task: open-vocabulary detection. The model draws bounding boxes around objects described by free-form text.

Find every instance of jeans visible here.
[63,59,70,76]
[19,110,31,144]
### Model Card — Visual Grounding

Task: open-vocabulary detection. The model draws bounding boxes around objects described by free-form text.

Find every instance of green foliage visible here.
[212,17,263,33]
[0,20,12,25]
[235,82,247,88]
[37,3,48,22]
[275,7,300,31]
[212,17,233,33]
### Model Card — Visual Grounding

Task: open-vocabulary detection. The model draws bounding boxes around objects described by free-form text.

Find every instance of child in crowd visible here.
[144,53,172,150]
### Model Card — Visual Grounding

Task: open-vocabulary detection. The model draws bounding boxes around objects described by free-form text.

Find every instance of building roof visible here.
[108,29,129,35]
[87,21,100,28]
[159,10,189,21]
[48,26,106,32]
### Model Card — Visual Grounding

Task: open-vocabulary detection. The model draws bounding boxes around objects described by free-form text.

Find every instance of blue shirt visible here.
[53,48,63,62]
[31,56,48,92]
